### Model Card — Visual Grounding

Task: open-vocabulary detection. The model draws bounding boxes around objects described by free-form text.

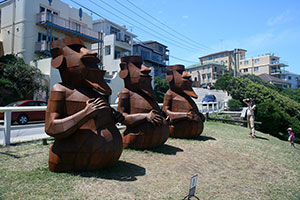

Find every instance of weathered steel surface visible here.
[45,37,123,172]
[163,65,205,138]
[118,56,169,149]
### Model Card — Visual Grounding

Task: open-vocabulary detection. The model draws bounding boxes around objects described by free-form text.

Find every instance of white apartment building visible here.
[280,70,300,89]
[92,19,136,75]
[0,0,102,63]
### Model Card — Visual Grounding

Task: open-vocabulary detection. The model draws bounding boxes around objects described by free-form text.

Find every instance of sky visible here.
[63,0,300,74]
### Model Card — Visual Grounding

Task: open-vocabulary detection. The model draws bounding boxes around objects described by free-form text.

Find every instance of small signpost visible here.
[184,175,200,200]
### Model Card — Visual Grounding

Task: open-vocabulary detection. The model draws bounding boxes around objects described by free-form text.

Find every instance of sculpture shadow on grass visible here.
[145,144,184,155]
[71,160,146,181]
[254,136,269,140]
[185,135,217,142]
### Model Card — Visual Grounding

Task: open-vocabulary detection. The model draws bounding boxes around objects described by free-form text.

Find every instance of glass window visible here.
[240,62,242,65]
[288,76,291,80]
[22,102,37,106]
[254,59,260,63]
[244,61,249,65]
[254,67,259,72]
[244,68,248,72]
[105,45,111,55]
[114,51,121,59]
[124,34,131,44]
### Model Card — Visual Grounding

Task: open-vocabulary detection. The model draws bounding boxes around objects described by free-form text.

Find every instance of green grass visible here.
[0,121,299,200]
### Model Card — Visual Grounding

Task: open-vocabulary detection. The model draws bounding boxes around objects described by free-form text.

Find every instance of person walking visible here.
[287,128,296,148]
[243,98,256,138]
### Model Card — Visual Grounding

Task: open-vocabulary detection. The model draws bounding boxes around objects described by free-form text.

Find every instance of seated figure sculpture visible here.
[163,65,205,138]
[117,56,169,149]
[45,37,124,172]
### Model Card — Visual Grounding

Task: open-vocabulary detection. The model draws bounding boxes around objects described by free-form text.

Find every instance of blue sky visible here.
[63,0,300,74]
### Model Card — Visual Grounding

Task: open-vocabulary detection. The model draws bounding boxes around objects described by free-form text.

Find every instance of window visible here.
[110,26,120,35]
[244,61,249,65]
[254,59,260,63]
[124,34,131,44]
[114,51,121,59]
[194,77,197,82]
[40,6,45,13]
[254,67,259,72]
[38,32,58,42]
[240,62,242,65]
[244,68,248,72]
[220,60,224,65]
[105,45,111,55]
[288,76,291,80]
[158,46,163,53]
[141,50,150,60]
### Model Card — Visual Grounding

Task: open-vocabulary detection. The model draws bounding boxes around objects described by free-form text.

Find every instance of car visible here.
[202,95,217,103]
[0,100,47,125]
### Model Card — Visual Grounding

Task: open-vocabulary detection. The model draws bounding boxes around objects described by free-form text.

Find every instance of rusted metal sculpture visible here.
[163,65,205,138]
[45,37,124,172]
[117,56,169,149]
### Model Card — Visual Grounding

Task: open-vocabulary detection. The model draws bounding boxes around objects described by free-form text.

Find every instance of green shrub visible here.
[227,99,242,111]
[216,74,300,143]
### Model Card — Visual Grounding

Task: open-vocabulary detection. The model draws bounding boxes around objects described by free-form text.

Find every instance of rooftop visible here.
[199,49,247,59]
[186,62,226,69]
[258,73,290,85]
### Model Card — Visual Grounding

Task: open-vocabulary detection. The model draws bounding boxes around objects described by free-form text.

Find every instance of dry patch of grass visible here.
[0,121,300,200]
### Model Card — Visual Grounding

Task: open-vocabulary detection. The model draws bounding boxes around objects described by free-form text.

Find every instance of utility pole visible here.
[233,49,238,77]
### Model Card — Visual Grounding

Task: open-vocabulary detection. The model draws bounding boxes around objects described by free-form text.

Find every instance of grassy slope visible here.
[0,121,299,200]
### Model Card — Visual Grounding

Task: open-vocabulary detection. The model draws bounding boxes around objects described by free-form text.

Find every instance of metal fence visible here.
[0,101,224,146]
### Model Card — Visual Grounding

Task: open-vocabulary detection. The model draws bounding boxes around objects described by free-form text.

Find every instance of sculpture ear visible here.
[119,62,128,79]
[166,74,173,82]
[50,48,64,69]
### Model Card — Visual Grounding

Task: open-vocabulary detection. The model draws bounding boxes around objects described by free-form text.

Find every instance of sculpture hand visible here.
[85,98,109,118]
[187,111,200,122]
[147,110,163,126]
[112,109,125,123]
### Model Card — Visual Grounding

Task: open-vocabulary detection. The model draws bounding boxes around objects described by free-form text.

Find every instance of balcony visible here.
[35,40,51,54]
[36,12,102,43]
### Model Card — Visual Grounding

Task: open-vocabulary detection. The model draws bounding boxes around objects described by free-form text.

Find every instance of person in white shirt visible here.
[243,98,256,138]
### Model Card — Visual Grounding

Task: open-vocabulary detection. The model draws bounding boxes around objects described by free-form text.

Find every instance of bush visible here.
[227,99,242,111]
[216,74,300,143]
[154,76,168,103]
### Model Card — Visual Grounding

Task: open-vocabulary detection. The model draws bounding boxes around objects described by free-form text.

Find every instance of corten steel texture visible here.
[163,65,205,138]
[45,37,123,172]
[117,56,169,149]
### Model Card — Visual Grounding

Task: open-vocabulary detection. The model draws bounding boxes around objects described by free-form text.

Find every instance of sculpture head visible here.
[119,56,156,99]
[50,37,111,95]
[166,65,197,98]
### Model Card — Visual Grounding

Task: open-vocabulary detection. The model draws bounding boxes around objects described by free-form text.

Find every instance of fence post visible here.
[4,110,12,146]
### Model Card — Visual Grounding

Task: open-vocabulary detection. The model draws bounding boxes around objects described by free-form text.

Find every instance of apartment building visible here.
[239,53,287,79]
[0,0,102,63]
[199,49,246,73]
[133,40,169,77]
[92,19,136,75]
[280,70,300,89]
[186,62,226,87]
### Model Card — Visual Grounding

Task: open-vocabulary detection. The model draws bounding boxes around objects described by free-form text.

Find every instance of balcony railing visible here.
[35,40,50,52]
[36,12,102,42]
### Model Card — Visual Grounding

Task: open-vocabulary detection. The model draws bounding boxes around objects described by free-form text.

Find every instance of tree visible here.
[0,54,45,105]
[154,76,169,103]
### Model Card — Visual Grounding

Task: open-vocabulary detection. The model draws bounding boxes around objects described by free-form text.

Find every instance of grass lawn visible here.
[0,121,299,200]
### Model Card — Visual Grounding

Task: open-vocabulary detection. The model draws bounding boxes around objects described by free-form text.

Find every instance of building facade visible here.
[92,19,136,75]
[186,62,226,87]
[133,40,169,77]
[280,70,300,89]
[239,53,287,79]
[0,0,102,63]
[199,49,246,73]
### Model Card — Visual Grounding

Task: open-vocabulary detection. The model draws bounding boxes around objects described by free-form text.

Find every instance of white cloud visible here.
[182,15,189,19]
[267,10,294,26]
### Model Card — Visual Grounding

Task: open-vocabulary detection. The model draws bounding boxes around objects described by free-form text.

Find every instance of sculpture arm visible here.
[45,85,105,139]
[117,90,149,127]
[163,92,189,122]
